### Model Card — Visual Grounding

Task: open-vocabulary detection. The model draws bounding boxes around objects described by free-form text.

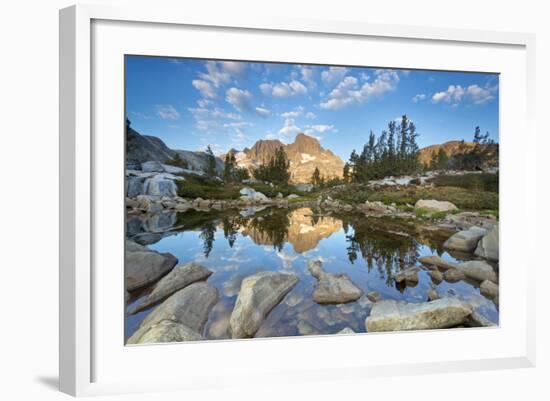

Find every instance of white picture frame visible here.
[59,4,536,397]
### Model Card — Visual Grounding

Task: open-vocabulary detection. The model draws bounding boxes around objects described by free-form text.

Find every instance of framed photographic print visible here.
[59,4,536,397]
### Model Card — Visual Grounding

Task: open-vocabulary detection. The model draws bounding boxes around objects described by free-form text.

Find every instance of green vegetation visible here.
[428,147,449,170]
[346,115,420,182]
[253,147,290,184]
[223,152,249,183]
[311,167,322,186]
[165,153,188,169]
[333,184,498,211]
[175,175,242,200]
[204,145,217,178]
[428,172,498,193]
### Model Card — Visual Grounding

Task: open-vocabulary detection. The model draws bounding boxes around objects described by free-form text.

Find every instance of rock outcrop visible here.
[127,282,218,344]
[129,262,213,313]
[456,260,497,282]
[229,271,298,338]
[419,255,457,270]
[125,244,178,291]
[365,298,473,332]
[307,260,363,304]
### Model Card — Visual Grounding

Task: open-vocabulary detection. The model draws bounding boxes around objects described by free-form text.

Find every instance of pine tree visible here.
[311,167,321,186]
[204,145,217,178]
[343,162,350,183]
[436,147,449,170]
[223,152,236,182]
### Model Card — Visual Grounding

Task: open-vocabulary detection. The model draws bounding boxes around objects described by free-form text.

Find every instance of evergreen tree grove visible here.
[344,115,420,182]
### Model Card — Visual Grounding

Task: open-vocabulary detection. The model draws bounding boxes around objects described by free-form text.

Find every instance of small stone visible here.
[394,267,420,284]
[428,270,443,284]
[427,289,440,301]
[444,268,465,283]
[480,280,499,299]
[367,291,381,303]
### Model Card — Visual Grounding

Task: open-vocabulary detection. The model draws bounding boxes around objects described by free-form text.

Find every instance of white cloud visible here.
[412,93,427,103]
[466,84,496,104]
[278,118,301,140]
[431,84,465,104]
[320,70,400,110]
[307,124,335,134]
[192,79,217,98]
[259,80,308,97]
[431,83,497,106]
[197,99,212,108]
[298,66,317,89]
[255,107,271,117]
[321,66,349,85]
[188,106,242,132]
[305,111,317,120]
[155,104,180,120]
[225,87,253,112]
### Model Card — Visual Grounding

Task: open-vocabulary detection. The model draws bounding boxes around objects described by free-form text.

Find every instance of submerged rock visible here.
[444,268,466,283]
[367,291,381,302]
[474,224,499,262]
[129,262,212,313]
[444,226,487,252]
[307,260,363,304]
[415,199,458,213]
[365,298,473,332]
[127,282,218,344]
[394,267,420,284]
[419,255,457,270]
[229,271,298,338]
[125,249,178,291]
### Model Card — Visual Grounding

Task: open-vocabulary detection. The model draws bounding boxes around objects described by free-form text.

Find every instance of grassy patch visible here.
[176,175,242,200]
[428,173,498,193]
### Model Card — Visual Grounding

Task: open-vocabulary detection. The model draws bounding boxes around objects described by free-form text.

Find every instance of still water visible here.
[126,207,498,340]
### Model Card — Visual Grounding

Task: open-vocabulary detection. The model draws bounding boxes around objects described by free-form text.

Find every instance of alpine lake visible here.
[125,205,499,342]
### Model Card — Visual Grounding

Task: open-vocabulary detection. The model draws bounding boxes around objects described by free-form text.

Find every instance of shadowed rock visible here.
[444,226,487,252]
[464,311,496,328]
[127,282,218,344]
[129,262,213,314]
[229,271,298,338]
[475,224,499,262]
[307,260,363,304]
[365,298,473,332]
[125,250,177,291]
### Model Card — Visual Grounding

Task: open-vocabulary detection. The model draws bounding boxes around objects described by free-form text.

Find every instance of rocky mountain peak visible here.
[246,139,285,164]
[287,133,322,155]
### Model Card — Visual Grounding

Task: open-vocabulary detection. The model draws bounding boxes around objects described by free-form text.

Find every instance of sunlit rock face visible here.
[242,208,342,253]
[235,133,344,184]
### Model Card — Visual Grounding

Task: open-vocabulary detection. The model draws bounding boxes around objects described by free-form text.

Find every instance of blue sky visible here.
[125,55,499,160]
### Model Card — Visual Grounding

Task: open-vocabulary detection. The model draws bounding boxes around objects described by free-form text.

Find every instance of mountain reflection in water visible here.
[126,207,498,341]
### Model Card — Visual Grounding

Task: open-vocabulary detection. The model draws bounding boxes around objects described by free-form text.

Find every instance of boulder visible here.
[307,260,363,304]
[129,262,213,313]
[444,268,465,283]
[480,280,499,299]
[126,239,146,253]
[474,224,499,262]
[444,226,487,252]
[126,176,145,198]
[239,187,270,203]
[295,183,314,192]
[394,267,420,284]
[287,194,300,200]
[414,199,458,213]
[457,260,498,282]
[141,160,165,173]
[419,255,457,270]
[125,250,178,291]
[229,271,298,338]
[127,282,218,344]
[362,200,396,214]
[135,320,203,344]
[365,298,473,332]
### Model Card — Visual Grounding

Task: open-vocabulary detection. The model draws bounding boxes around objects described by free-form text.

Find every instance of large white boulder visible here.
[229,271,298,338]
[444,226,487,252]
[141,160,165,173]
[365,298,473,332]
[415,199,458,213]
[239,187,270,203]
